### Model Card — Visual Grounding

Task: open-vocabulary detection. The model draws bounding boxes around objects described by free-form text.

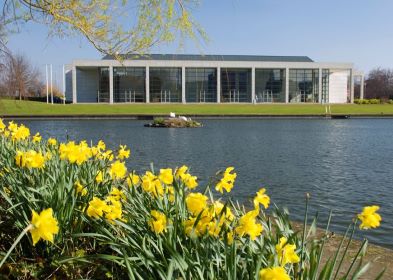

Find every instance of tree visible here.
[365,68,393,100]
[0,53,43,99]
[1,0,205,57]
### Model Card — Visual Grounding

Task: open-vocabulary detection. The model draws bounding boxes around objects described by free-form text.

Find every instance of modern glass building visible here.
[67,54,364,104]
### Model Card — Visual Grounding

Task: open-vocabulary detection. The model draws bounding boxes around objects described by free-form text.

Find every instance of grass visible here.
[2,99,393,116]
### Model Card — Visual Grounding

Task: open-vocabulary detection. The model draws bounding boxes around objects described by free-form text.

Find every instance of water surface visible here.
[22,119,393,248]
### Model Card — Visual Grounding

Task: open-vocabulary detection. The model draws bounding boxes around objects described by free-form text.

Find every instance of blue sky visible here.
[7,0,393,83]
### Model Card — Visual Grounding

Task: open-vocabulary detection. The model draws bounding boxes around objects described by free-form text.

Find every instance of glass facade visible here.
[98,67,110,102]
[289,69,319,103]
[113,67,146,102]
[322,69,329,103]
[255,69,285,103]
[185,68,217,102]
[221,68,252,102]
[149,67,182,103]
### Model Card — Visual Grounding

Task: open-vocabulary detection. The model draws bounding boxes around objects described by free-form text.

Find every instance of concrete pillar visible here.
[109,66,113,104]
[217,67,221,103]
[350,70,355,103]
[182,66,186,104]
[318,68,322,103]
[251,67,255,103]
[72,66,77,104]
[285,68,289,103]
[145,66,150,103]
[360,75,365,100]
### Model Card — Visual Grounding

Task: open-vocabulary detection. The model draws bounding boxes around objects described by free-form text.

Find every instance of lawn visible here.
[1,99,393,116]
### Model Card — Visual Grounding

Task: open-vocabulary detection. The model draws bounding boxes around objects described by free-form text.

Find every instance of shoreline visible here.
[3,114,393,120]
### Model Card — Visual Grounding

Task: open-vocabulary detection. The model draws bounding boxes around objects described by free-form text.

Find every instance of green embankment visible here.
[1,99,393,116]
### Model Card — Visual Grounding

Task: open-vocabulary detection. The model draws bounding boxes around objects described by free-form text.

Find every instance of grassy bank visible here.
[2,99,393,116]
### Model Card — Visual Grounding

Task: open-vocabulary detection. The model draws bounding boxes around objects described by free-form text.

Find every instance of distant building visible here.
[66,54,364,104]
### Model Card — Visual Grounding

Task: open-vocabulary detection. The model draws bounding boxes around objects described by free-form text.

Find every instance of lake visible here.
[21,118,393,248]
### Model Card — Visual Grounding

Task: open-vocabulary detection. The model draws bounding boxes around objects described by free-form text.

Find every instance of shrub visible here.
[0,119,385,279]
[388,99,393,104]
[369,99,381,104]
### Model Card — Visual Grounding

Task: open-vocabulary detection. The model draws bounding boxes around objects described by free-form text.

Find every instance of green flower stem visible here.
[0,224,33,268]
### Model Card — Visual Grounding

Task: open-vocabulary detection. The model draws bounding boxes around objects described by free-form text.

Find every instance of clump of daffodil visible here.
[142,171,164,198]
[15,150,45,169]
[234,209,263,240]
[59,140,92,165]
[30,208,59,246]
[149,210,168,234]
[95,170,104,183]
[117,145,130,160]
[87,197,111,219]
[10,123,30,141]
[109,160,127,179]
[259,267,290,280]
[357,205,382,230]
[109,187,126,201]
[215,167,237,193]
[175,165,198,189]
[275,237,300,266]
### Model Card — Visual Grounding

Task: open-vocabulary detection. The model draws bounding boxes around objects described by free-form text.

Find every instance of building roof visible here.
[102,54,314,63]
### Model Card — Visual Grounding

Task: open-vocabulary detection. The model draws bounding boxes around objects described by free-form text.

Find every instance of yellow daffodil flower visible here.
[109,161,127,179]
[254,188,270,209]
[235,210,263,240]
[117,145,130,160]
[32,132,41,143]
[275,237,300,266]
[87,197,111,218]
[259,267,290,280]
[158,168,174,185]
[358,205,382,229]
[30,208,59,246]
[149,210,168,234]
[74,181,87,196]
[186,192,208,216]
[47,137,57,146]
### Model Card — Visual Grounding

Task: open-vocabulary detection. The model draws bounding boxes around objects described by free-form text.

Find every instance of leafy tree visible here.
[1,0,205,57]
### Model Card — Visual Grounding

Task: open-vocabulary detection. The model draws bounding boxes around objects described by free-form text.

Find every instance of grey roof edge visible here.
[102,54,314,63]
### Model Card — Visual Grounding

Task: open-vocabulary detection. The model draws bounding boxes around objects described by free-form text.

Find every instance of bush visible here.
[388,99,393,104]
[0,119,385,279]
[369,99,381,104]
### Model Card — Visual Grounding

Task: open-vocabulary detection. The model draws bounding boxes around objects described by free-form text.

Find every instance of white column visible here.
[318,68,322,103]
[72,65,77,104]
[182,66,186,104]
[45,64,49,104]
[109,66,113,104]
[62,65,66,104]
[350,70,355,103]
[145,66,150,103]
[360,75,365,100]
[251,67,256,104]
[217,67,221,103]
[285,68,289,103]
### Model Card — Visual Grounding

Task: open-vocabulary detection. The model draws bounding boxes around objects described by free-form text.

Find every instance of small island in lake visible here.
[144,113,202,128]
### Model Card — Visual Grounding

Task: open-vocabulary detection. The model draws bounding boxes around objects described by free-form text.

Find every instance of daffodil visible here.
[159,168,174,185]
[259,267,290,280]
[275,237,300,266]
[127,173,140,187]
[254,188,270,209]
[175,165,188,179]
[0,118,5,131]
[235,210,263,240]
[87,197,110,218]
[94,171,103,183]
[215,167,237,193]
[47,137,57,146]
[105,197,123,223]
[117,145,130,160]
[186,192,208,216]
[358,205,382,229]
[30,208,59,246]
[149,210,168,234]
[182,173,198,189]
[74,181,87,196]
[15,150,45,169]
[142,171,164,198]
[109,161,127,179]
[32,132,41,143]
[109,187,126,201]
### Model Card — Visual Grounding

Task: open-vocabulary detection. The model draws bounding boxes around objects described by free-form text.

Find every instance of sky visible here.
[6,0,393,85]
